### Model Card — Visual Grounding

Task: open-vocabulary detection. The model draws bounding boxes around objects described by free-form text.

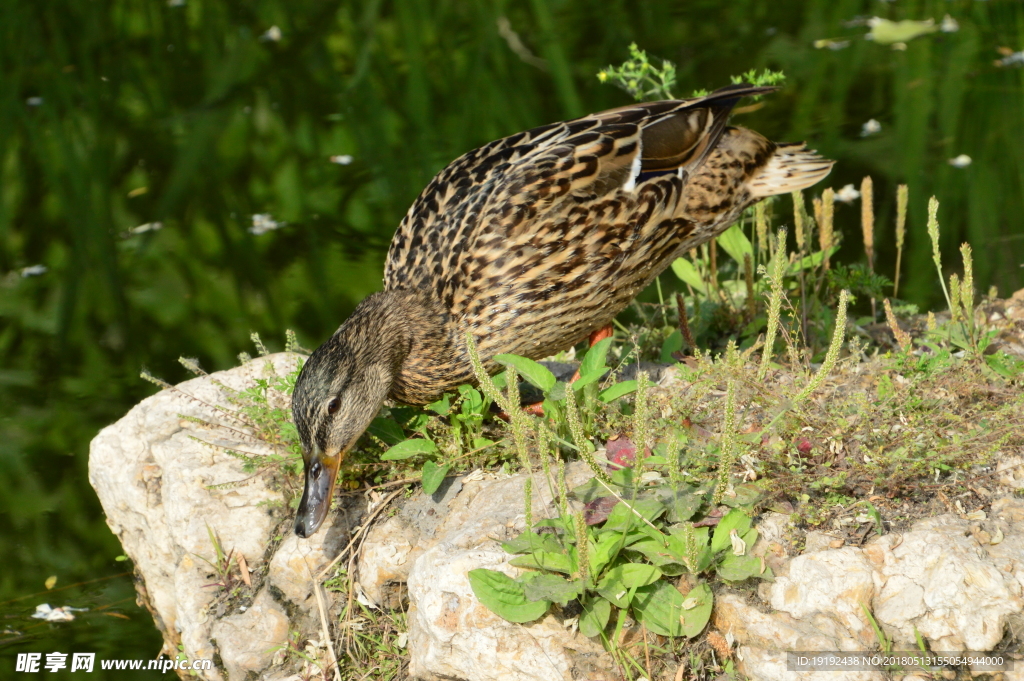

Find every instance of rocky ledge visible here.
[90,352,1024,681]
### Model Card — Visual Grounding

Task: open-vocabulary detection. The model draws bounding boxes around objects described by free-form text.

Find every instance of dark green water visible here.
[2,0,1022,675]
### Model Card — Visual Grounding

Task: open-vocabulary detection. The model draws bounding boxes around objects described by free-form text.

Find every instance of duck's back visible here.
[383,85,832,374]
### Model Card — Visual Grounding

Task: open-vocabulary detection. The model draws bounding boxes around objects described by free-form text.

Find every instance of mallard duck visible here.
[292,84,833,537]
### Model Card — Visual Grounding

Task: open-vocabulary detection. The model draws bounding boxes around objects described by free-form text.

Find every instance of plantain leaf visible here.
[599,380,637,403]
[493,354,556,392]
[671,257,707,294]
[381,438,437,460]
[468,569,550,623]
[420,460,449,495]
[579,596,612,638]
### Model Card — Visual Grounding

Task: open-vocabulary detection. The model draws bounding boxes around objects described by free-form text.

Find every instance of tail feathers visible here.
[746,143,834,198]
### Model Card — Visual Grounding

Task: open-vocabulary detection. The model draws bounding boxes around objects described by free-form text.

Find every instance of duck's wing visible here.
[383,84,774,298]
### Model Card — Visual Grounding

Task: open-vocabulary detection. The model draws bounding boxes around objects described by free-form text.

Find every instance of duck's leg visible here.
[569,325,615,383]
[587,324,614,348]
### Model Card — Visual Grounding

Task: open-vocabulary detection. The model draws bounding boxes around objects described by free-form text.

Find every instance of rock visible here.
[995,455,1024,490]
[713,594,883,681]
[770,547,878,648]
[91,352,1024,680]
[803,530,837,554]
[400,463,614,681]
[210,589,290,680]
[89,353,353,680]
[865,514,1023,650]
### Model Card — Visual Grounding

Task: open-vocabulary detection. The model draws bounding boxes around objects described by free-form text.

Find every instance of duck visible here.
[291,84,833,537]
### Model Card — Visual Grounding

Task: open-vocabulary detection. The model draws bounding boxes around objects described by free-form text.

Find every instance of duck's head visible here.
[291,293,410,537]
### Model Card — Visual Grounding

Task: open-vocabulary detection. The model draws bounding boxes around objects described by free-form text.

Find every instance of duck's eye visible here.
[327,398,341,415]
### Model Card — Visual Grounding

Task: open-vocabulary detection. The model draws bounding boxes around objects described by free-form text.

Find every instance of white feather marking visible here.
[747,143,835,198]
[622,136,643,193]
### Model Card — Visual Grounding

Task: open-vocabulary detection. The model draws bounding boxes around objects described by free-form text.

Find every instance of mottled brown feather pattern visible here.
[291,84,834,536]
[299,85,834,415]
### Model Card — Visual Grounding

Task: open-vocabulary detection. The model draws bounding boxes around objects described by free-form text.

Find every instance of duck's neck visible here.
[339,289,462,406]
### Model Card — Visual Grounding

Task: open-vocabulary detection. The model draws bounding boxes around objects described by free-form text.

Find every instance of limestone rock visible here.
[210,589,290,680]
[865,514,1022,650]
[402,464,613,681]
[89,353,349,681]
[770,547,878,648]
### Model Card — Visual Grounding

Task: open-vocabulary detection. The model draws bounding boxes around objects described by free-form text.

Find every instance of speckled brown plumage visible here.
[291,84,834,537]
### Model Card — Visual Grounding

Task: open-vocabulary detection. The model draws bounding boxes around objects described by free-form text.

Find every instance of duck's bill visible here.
[294,448,342,538]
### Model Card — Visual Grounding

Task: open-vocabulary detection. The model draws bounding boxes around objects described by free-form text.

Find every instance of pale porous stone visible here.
[89,353,345,681]
[866,514,1022,650]
[713,594,883,681]
[718,510,1024,681]
[92,354,1024,681]
[210,589,290,680]
[398,463,614,681]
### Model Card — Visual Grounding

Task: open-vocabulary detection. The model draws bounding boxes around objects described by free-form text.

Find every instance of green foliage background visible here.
[1,0,1022,661]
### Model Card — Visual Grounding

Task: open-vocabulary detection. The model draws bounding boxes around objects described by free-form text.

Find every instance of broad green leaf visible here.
[509,551,573,574]
[468,569,550,623]
[381,438,437,460]
[599,380,638,403]
[660,329,683,364]
[711,509,753,554]
[671,257,707,295]
[367,418,405,445]
[603,497,668,532]
[660,488,704,523]
[631,580,686,637]
[717,552,763,582]
[589,532,624,576]
[629,538,681,567]
[602,562,662,589]
[579,596,612,638]
[420,461,450,495]
[493,354,556,392]
[521,573,582,605]
[679,582,714,638]
[716,224,753,266]
[579,337,613,377]
[502,530,562,556]
[720,482,764,508]
[595,573,630,608]
[426,394,451,415]
[457,385,484,413]
[572,368,607,391]
[986,351,1024,379]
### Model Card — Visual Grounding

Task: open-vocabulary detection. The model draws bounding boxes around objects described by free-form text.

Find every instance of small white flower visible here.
[26,97,43,106]
[835,184,861,203]
[329,154,353,165]
[861,119,881,136]
[167,0,185,6]
[128,222,163,235]
[260,26,282,42]
[941,15,959,33]
[948,154,972,168]
[250,213,285,235]
[20,265,48,277]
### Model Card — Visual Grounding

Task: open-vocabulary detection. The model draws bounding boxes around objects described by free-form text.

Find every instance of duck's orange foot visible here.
[571,325,615,383]
[588,325,614,347]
